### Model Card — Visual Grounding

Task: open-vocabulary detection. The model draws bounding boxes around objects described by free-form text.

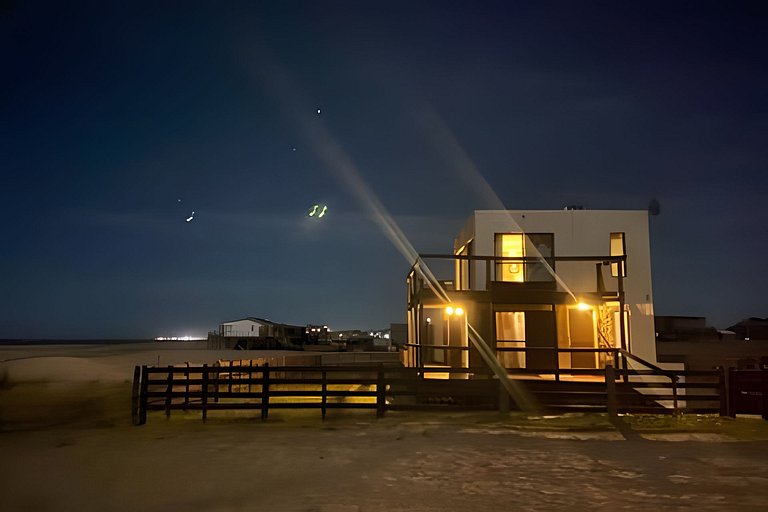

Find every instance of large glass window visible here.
[495,234,524,282]
[494,233,554,282]
[495,312,525,369]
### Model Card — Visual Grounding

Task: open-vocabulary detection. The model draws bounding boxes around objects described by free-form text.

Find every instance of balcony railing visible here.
[407,253,627,303]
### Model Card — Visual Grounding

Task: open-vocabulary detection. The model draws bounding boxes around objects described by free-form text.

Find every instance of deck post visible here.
[201,364,208,423]
[605,364,617,419]
[261,363,270,421]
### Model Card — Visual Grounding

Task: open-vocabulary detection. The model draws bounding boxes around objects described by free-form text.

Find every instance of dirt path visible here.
[2,413,768,512]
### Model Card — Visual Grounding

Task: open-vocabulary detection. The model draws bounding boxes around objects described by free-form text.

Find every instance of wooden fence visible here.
[131,362,726,425]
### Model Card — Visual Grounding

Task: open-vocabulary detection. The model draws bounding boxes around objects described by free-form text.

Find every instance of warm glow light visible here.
[577,302,591,311]
[454,307,464,316]
[426,317,431,323]
[445,306,454,316]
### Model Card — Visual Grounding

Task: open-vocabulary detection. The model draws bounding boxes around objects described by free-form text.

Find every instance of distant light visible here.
[454,307,464,316]
[384,334,390,339]
[426,317,431,324]
[186,211,195,222]
[317,108,321,115]
[339,333,343,338]
[308,204,319,217]
[318,205,328,218]
[445,306,454,316]
[577,302,591,311]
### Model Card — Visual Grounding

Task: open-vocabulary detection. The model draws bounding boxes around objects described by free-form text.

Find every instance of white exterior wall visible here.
[454,209,661,365]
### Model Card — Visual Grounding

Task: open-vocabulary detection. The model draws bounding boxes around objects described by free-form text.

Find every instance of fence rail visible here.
[131,361,725,425]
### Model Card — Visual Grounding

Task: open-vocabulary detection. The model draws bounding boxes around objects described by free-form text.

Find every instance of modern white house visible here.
[405,209,670,375]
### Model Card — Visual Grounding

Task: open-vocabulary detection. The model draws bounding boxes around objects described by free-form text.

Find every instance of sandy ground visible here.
[2,343,768,512]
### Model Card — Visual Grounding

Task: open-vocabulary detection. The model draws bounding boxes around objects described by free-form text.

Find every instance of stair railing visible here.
[616,348,679,415]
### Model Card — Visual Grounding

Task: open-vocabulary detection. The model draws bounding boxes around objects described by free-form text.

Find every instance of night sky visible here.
[2,1,766,338]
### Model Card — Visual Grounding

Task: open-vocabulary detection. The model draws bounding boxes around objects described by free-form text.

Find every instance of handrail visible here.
[617,348,677,380]
[616,348,680,415]
[419,253,626,263]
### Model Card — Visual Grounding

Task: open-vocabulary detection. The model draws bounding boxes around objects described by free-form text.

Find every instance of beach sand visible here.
[2,343,768,511]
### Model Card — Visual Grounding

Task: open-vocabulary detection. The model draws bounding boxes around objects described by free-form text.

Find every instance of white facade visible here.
[454,209,659,364]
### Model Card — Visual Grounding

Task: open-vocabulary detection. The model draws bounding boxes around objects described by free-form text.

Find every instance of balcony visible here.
[407,253,627,307]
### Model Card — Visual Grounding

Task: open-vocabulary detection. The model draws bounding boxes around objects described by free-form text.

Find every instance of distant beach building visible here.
[210,317,306,349]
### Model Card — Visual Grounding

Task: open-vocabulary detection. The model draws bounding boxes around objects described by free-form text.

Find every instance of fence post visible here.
[261,363,270,421]
[605,364,617,420]
[131,366,141,425]
[248,360,253,394]
[728,367,736,418]
[228,360,233,394]
[138,365,149,425]
[184,362,190,408]
[763,369,768,421]
[376,367,386,418]
[321,370,328,421]
[165,365,174,419]
[716,366,727,417]
[201,364,208,423]
[671,375,680,416]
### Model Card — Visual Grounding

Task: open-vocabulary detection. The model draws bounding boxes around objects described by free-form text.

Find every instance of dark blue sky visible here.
[1,1,766,338]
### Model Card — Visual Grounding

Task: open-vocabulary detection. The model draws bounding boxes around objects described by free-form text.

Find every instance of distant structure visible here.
[209,317,306,349]
[654,316,722,342]
[656,316,768,371]
[727,317,768,341]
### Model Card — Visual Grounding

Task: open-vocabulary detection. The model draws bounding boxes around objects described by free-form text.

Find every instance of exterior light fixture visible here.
[445,306,454,315]
[426,317,431,324]
[454,307,464,316]
[577,302,591,311]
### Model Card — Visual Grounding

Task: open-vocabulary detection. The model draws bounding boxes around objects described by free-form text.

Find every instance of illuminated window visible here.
[495,234,524,282]
[495,312,526,368]
[494,233,554,282]
[610,232,626,277]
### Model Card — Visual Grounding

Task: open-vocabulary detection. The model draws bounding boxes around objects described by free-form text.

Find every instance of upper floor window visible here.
[610,232,626,277]
[494,233,554,282]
